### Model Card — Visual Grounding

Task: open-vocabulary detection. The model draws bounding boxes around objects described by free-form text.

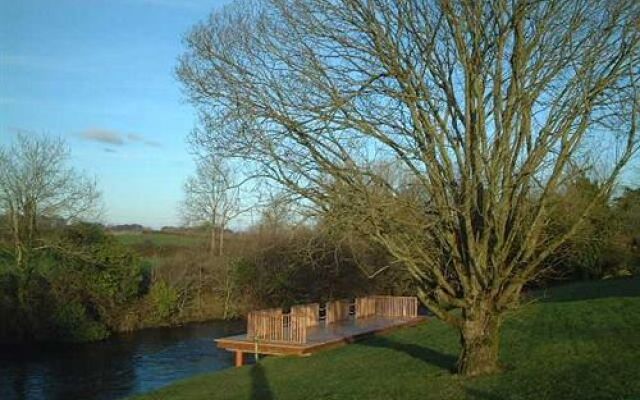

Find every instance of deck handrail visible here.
[355,296,376,318]
[326,299,351,324]
[372,295,418,318]
[291,303,320,327]
[247,311,307,344]
[246,295,418,344]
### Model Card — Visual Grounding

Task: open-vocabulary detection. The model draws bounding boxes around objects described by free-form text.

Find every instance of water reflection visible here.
[0,320,245,400]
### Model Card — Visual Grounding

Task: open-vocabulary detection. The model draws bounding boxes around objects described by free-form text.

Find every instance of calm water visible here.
[0,320,245,400]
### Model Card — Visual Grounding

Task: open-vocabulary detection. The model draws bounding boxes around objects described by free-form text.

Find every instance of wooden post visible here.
[234,351,244,367]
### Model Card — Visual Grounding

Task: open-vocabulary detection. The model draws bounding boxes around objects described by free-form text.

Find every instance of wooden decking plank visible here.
[215,316,426,357]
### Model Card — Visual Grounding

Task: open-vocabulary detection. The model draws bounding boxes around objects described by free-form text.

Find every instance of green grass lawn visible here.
[132,277,640,400]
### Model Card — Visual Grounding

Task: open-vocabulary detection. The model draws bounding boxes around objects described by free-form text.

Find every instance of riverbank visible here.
[132,277,640,400]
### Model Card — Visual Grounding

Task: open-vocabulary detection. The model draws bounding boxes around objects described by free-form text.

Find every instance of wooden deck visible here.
[216,315,426,365]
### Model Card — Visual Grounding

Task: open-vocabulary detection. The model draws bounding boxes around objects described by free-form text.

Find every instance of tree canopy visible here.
[179,0,639,375]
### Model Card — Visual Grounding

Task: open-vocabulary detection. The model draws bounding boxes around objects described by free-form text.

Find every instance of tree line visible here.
[0,133,637,346]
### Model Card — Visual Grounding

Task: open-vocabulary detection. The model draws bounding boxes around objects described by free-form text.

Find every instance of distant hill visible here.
[107,224,145,232]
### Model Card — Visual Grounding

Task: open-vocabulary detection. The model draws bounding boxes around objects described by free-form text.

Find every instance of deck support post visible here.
[234,351,244,367]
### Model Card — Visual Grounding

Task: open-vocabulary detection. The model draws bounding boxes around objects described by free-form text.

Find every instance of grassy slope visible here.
[114,232,206,269]
[114,232,206,247]
[133,278,640,400]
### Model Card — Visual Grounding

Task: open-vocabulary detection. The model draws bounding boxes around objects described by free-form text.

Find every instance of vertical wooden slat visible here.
[291,303,320,328]
[326,299,351,324]
[326,301,334,324]
[355,296,377,319]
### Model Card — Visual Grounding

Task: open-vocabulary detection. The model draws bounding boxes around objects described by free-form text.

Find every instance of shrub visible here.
[0,223,148,342]
[147,280,179,323]
[52,301,109,342]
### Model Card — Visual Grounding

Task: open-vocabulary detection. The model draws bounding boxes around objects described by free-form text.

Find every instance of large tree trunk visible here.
[457,302,502,377]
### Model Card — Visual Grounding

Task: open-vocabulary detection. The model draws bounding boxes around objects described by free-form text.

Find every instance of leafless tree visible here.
[0,133,100,270]
[178,0,639,375]
[255,193,295,236]
[181,155,243,256]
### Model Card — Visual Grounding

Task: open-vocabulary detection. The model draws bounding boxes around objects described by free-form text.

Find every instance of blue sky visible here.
[0,0,231,228]
[1,1,637,229]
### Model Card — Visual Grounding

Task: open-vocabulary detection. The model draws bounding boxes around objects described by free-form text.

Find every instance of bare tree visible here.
[255,194,294,236]
[178,0,639,376]
[181,155,242,256]
[0,133,100,270]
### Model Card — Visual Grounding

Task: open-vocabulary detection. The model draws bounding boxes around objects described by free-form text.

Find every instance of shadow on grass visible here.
[359,336,457,372]
[250,362,274,400]
[464,387,505,400]
[533,276,640,303]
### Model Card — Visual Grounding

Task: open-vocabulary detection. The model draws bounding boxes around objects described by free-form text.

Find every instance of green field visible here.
[113,232,206,248]
[132,277,640,400]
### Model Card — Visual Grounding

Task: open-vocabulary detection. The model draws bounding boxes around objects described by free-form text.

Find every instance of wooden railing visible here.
[291,303,320,327]
[247,311,307,344]
[246,295,418,344]
[355,296,377,318]
[373,296,418,318]
[326,299,351,324]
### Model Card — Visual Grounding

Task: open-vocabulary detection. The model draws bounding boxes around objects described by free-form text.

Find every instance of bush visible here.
[537,180,640,283]
[231,229,413,309]
[52,301,109,342]
[0,223,147,343]
[147,280,179,323]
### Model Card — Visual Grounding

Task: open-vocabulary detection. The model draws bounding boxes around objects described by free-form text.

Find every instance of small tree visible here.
[181,153,256,315]
[0,134,100,316]
[179,0,639,376]
[181,156,241,256]
[0,134,100,270]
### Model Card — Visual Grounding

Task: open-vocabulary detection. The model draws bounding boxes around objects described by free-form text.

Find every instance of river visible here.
[0,319,246,400]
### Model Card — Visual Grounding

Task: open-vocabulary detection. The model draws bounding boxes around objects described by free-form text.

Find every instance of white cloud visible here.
[80,129,125,145]
[79,128,162,148]
[127,133,162,147]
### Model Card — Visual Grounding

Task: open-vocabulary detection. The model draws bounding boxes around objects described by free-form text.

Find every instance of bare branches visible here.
[178,0,639,375]
[181,154,253,255]
[0,133,101,268]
